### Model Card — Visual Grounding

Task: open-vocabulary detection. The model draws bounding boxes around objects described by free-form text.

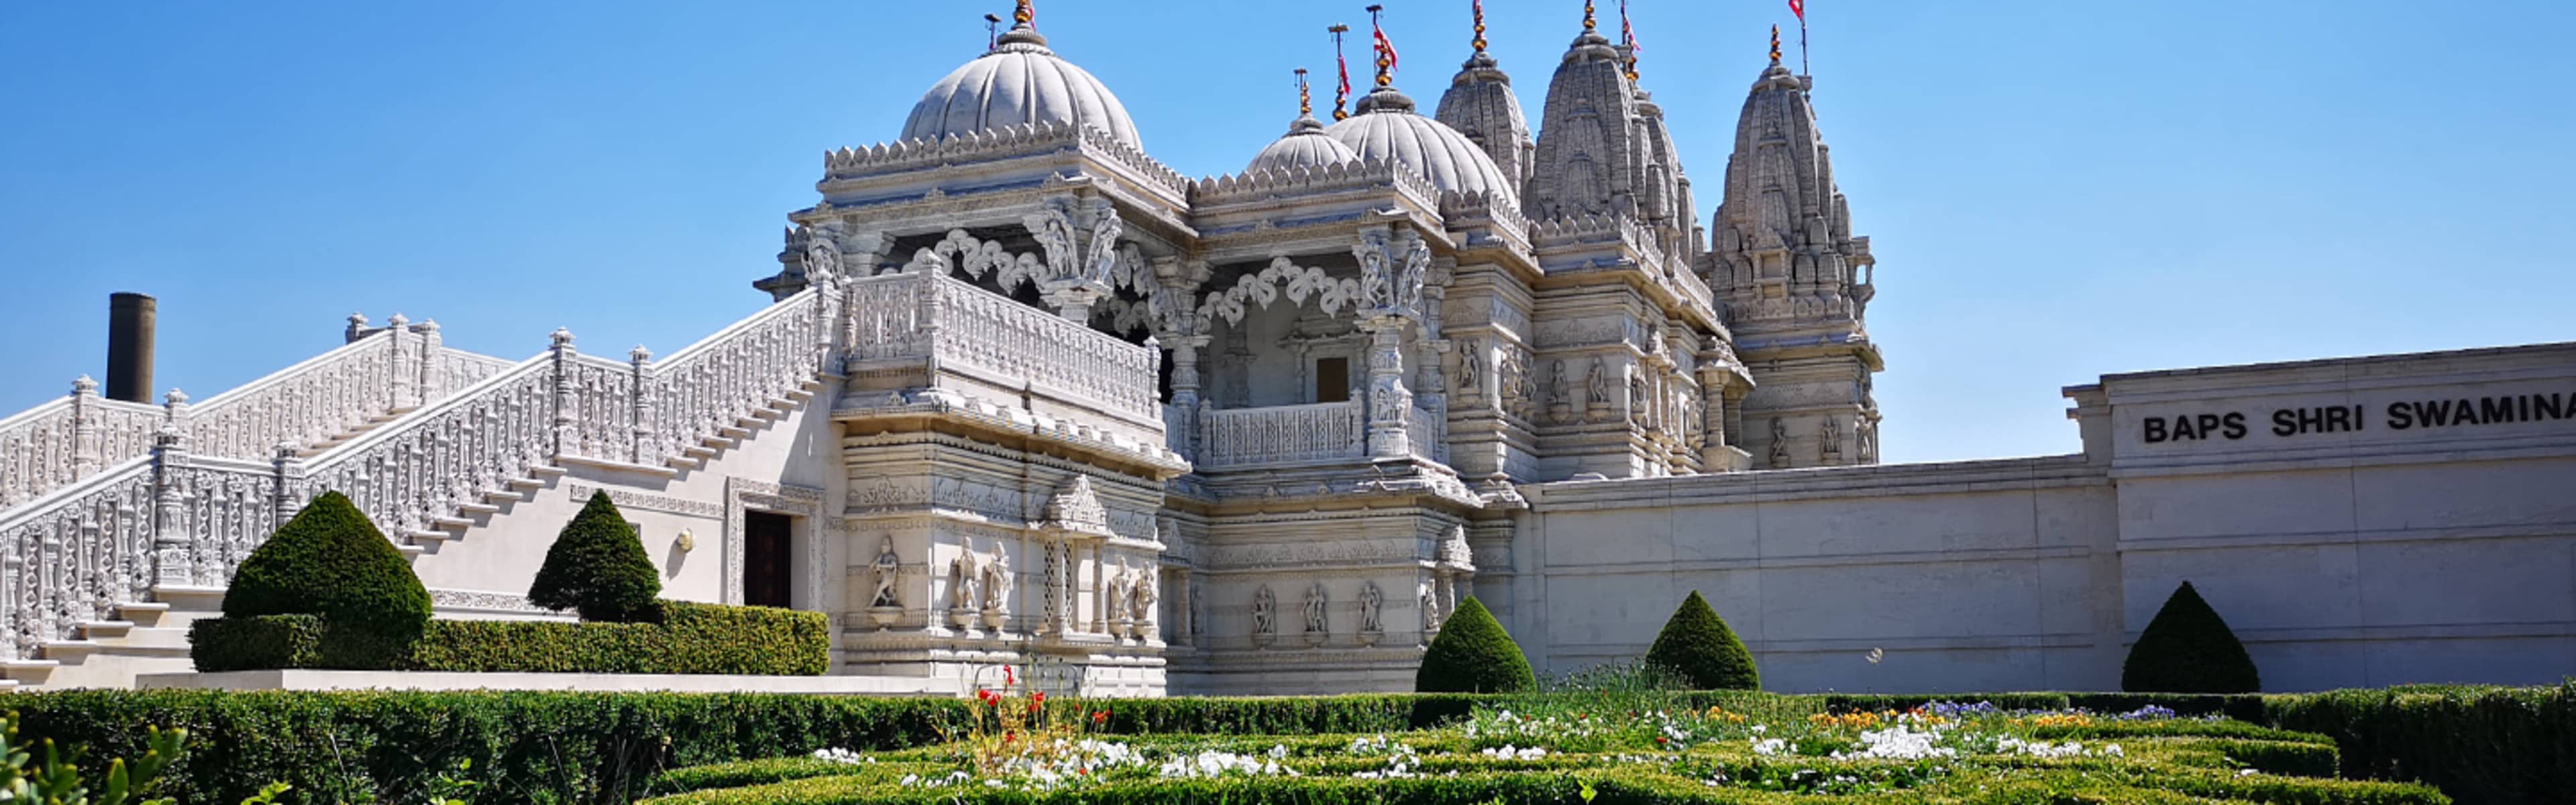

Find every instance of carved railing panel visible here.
[0,457,154,661]
[927,274,1160,423]
[639,290,823,466]
[187,333,399,460]
[1197,401,1366,468]
[299,360,553,541]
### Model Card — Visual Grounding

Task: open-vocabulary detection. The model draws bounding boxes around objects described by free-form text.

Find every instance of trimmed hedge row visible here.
[190,600,828,676]
[9,684,2565,804]
[2265,682,2576,805]
[641,764,2449,805]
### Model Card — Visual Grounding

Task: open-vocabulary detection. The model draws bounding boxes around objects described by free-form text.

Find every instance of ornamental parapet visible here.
[819,122,1190,203]
[1188,158,1440,211]
[1532,214,1716,321]
[837,269,1175,464]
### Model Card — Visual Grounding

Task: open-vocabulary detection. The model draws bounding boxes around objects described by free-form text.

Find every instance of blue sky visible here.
[3,1,2569,464]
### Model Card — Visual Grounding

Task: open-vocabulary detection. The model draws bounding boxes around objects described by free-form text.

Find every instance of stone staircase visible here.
[3,588,224,690]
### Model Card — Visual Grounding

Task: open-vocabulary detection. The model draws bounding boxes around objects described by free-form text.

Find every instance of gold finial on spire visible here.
[1329,23,1352,120]
[1295,68,1313,116]
[1472,0,1488,54]
[1368,5,1394,89]
[1014,0,1034,27]
[1583,0,1597,32]
[1769,23,1782,65]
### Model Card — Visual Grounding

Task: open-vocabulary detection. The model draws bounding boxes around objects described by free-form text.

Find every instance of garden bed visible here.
[637,697,2443,804]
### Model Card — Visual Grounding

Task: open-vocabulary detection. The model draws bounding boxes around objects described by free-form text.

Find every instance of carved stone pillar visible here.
[387,313,419,411]
[547,328,576,460]
[150,423,191,587]
[69,376,101,479]
[629,345,655,465]
[415,319,445,400]
[270,441,299,523]
[1360,315,1412,460]
[1166,335,1209,461]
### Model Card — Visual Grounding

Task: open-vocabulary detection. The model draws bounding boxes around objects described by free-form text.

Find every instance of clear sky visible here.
[3,1,2569,464]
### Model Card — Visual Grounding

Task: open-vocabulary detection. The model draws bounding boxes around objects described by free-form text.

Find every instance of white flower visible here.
[1479,745,1547,761]
[1751,737,1788,756]
[811,747,871,765]
[1750,724,1768,734]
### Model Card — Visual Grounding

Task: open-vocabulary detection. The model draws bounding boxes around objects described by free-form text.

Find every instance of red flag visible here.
[1373,26,1398,74]
[1336,48,1351,100]
[1788,0,1805,21]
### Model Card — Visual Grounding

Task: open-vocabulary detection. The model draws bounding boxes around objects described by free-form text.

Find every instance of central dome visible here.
[1324,87,1519,205]
[900,26,1143,148]
[1246,113,1360,174]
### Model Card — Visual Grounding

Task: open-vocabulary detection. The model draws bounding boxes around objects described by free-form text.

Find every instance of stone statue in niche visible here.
[1132,570,1158,634]
[1858,416,1880,464]
[1251,584,1277,645]
[947,551,976,627]
[1419,579,1442,634]
[1769,418,1792,468]
[1821,415,1843,462]
[1548,360,1574,424]
[979,545,1009,627]
[1630,374,1652,427]
[1358,580,1384,643]
[869,537,902,608]
[1587,358,1615,421]
[1302,581,1330,643]
[1106,561,1132,631]
[1456,341,1483,395]
[1515,352,1540,419]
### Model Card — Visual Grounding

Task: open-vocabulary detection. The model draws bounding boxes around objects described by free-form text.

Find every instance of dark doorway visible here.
[743,511,794,608]
[1315,357,1350,403]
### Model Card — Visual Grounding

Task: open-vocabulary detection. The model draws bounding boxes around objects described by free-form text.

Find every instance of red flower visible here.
[1032,691,1047,704]
[1003,731,1016,743]
[1005,666,1016,686]
[1656,735,1670,745]
[1093,710,1109,723]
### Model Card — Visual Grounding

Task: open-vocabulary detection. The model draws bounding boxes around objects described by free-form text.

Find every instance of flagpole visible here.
[1799,5,1810,76]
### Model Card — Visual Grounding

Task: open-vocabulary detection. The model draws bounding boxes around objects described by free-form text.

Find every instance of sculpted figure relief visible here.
[947,551,975,610]
[1858,417,1880,463]
[1770,418,1792,468]
[981,546,1009,611]
[1303,581,1330,636]
[869,536,902,608]
[1251,584,1277,636]
[1419,580,1442,632]
[1359,581,1384,633]
[1457,341,1483,394]
[1588,358,1614,410]
[1134,570,1158,623]
[1821,415,1843,462]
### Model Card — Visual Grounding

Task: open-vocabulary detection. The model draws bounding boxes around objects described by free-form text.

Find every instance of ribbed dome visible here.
[1246,114,1360,174]
[1324,87,1519,204]
[900,26,1143,148]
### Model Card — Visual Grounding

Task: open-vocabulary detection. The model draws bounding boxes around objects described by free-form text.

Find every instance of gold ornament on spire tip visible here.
[1295,68,1313,116]
[1014,0,1033,26]
[1769,24,1782,65]
[1472,0,1487,53]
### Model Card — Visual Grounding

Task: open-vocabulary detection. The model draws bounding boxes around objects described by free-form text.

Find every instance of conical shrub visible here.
[1645,590,1760,690]
[1415,596,1536,693]
[2123,580,2261,693]
[528,491,663,623]
[221,490,431,641]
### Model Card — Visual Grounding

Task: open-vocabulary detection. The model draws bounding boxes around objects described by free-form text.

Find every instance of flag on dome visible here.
[1371,11,1398,74]
[1789,0,1805,21]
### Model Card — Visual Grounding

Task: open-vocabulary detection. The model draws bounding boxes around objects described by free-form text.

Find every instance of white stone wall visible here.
[1507,343,2576,694]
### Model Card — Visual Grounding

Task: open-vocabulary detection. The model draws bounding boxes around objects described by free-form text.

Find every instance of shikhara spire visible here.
[1438,0,1535,190]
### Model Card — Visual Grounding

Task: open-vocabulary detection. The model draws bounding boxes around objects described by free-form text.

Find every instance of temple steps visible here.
[7,590,225,690]
[293,409,416,458]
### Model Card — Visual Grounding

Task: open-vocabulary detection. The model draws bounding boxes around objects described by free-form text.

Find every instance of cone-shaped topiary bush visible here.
[529,491,663,623]
[2123,580,2261,693]
[1644,590,1760,690]
[221,490,432,641]
[1415,596,1536,693]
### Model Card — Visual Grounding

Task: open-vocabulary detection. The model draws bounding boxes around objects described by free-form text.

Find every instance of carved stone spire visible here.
[1521,1,1694,258]
[1709,48,1882,469]
[1436,0,1536,189]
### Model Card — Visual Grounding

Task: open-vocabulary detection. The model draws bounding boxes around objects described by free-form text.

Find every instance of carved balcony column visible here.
[415,319,446,400]
[1359,315,1413,460]
[68,376,101,480]
[547,328,577,460]
[628,345,655,465]
[1164,335,1211,461]
[386,313,419,411]
[149,416,192,587]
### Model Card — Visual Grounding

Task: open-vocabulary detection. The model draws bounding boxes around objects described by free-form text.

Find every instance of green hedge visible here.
[2266,682,2576,805]
[189,600,828,676]
[9,685,2565,804]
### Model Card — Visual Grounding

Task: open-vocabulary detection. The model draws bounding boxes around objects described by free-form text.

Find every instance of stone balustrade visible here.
[842,270,1161,426]
[1197,401,1367,469]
